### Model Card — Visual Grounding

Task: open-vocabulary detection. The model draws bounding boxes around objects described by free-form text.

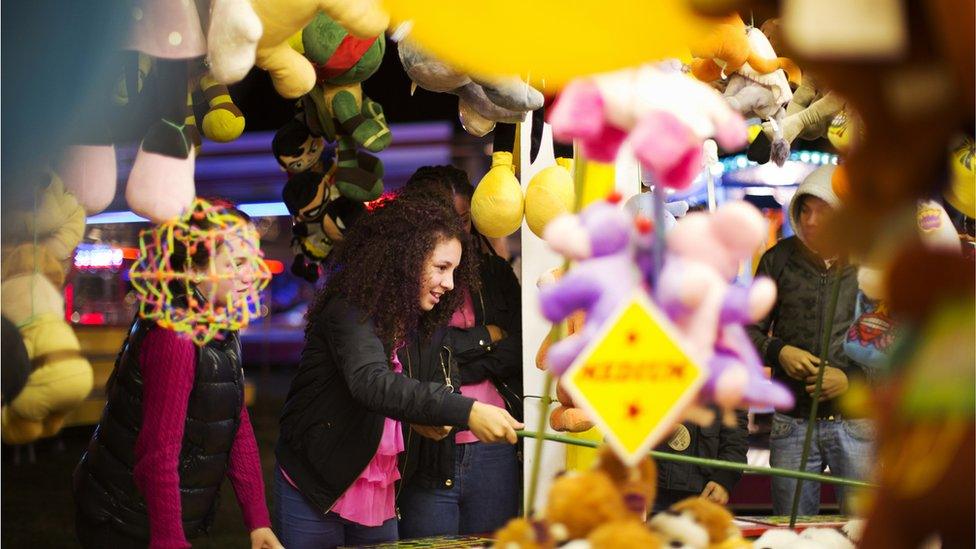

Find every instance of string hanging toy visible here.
[129,198,272,346]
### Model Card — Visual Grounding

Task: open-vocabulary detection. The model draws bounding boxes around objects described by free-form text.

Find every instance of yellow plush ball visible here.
[202,106,246,143]
[525,158,574,238]
[472,152,524,238]
[946,136,975,218]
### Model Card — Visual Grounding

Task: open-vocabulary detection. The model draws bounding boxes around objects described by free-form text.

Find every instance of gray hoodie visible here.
[789,164,841,246]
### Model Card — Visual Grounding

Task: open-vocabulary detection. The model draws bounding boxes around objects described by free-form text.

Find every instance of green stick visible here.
[789,266,845,527]
[517,430,873,490]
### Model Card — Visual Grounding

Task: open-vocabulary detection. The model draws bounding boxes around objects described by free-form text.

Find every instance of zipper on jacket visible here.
[395,348,415,510]
[477,290,487,323]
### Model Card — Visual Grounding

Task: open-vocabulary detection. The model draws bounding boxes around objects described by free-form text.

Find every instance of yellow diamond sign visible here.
[562,291,708,466]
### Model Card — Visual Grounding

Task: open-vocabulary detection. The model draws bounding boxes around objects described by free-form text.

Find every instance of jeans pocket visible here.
[842,419,876,442]
[770,414,797,440]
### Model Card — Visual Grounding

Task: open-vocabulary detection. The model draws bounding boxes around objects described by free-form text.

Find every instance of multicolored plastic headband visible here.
[129,198,272,346]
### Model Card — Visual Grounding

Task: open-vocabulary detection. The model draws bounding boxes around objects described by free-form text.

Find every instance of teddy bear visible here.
[537,197,644,376]
[752,527,855,549]
[1,245,93,444]
[587,520,664,549]
[593,445,658,521]
[207,0,389,99]
[650,497,750,549]
[397,37,544,137]
[293,10,391,201]
[549,61,747,190]
[656,201,794,424]
[689,14,802,167]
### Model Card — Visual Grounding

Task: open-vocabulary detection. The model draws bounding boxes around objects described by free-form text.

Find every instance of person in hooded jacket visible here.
[747,164,874,516]
[393,166,524,538]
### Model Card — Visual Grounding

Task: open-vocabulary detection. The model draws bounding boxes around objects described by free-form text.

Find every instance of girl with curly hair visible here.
[274,195,522,548]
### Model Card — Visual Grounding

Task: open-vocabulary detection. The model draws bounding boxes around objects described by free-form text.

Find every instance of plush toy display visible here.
[650,497,750,549]
[535,270,592,433]
[294,11,390,201]
[184,60,247,152]
[1,245,94,444]
[282,170,364,282]
[398,38,545,136]
[207,0,390,98]
[623,191,690,232]
[689,15,802,166]
[657,201,794,422]
[752,528,855,549]
[549,62,747,190]
[538,198,644,375]
[471,124,525,238]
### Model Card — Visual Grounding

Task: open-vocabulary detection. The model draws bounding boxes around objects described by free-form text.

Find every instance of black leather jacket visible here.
[398,253,523,492]
[276,294,476,515]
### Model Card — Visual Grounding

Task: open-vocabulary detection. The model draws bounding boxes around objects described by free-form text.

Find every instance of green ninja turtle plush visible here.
[295,11,390,202]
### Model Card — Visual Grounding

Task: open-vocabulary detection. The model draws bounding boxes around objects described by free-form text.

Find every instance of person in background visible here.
[274,194,522,549]
[394,166,524,538]
[652,411,749,513]
[747,164,872,516]
[73,202,282,549]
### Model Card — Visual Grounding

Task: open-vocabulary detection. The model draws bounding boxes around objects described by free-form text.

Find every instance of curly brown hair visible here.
[306,193,480,345]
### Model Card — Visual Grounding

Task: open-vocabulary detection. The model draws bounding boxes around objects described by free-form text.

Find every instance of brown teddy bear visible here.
[588,519,664,549]
[594,446,658,520]
[649,497,749,549]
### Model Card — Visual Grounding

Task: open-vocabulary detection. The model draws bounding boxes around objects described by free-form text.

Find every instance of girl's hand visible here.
[250,527,284,549]
[411,424,453,441]
[468,402,523,444]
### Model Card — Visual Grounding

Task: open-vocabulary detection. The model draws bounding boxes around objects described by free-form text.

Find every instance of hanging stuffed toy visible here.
[689,14,802,167]
[397,37,545,136]
[206,0,389,98]
[538,197,645,375]
[294,11,390,201]
[549,61,748,190]
[656,201,794,422]
[471,123,526,238]
[281,170,365,282]
[184,59,246,152]
[272,118,328,175]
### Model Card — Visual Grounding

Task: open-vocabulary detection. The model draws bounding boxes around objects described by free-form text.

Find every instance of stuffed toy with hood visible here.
[657,201,794,423]
[690,15,802,166]
[398,38,545,137]
[1,245,94,444]
[294,11,390,201]
[207,0,389,98]
[549,62,747,190]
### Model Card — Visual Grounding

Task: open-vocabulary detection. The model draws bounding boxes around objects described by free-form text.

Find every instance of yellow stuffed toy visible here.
[525,158,574,239]
[1,245,93,444]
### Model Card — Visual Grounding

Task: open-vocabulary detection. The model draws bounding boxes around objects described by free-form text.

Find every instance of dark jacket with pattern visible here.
[655,411,749,495]
[73,320,244,541]
[747,236,863,418]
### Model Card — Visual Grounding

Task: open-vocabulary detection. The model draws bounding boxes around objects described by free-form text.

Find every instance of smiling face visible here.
[418,236,462,311]
[279,135,325,173]
[197,229,258,307]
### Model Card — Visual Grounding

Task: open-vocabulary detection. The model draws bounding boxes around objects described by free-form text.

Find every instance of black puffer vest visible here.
[73,319,244,540]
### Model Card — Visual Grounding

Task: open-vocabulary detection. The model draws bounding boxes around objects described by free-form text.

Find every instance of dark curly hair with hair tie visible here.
[306,193,480,345]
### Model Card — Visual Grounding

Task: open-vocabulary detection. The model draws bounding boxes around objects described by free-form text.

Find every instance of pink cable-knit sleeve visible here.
[227,404,272,531]
[133,328,196,549]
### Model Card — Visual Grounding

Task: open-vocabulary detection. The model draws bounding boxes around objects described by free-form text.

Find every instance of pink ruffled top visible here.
[329,353,405,527]
[451,291,506,445]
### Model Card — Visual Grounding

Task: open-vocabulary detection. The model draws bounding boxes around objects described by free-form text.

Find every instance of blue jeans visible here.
[398,442,520,537]
[769,413,875,516]
[274,466,398,549]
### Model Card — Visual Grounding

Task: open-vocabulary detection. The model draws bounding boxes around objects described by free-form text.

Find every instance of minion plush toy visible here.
[282,171,365,282]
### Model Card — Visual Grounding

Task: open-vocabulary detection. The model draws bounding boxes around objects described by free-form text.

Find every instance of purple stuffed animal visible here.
[538,198,644,375]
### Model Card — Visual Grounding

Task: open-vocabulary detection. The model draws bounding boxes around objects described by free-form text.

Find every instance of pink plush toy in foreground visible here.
[548,63,747,190]
[657,201,794,421]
